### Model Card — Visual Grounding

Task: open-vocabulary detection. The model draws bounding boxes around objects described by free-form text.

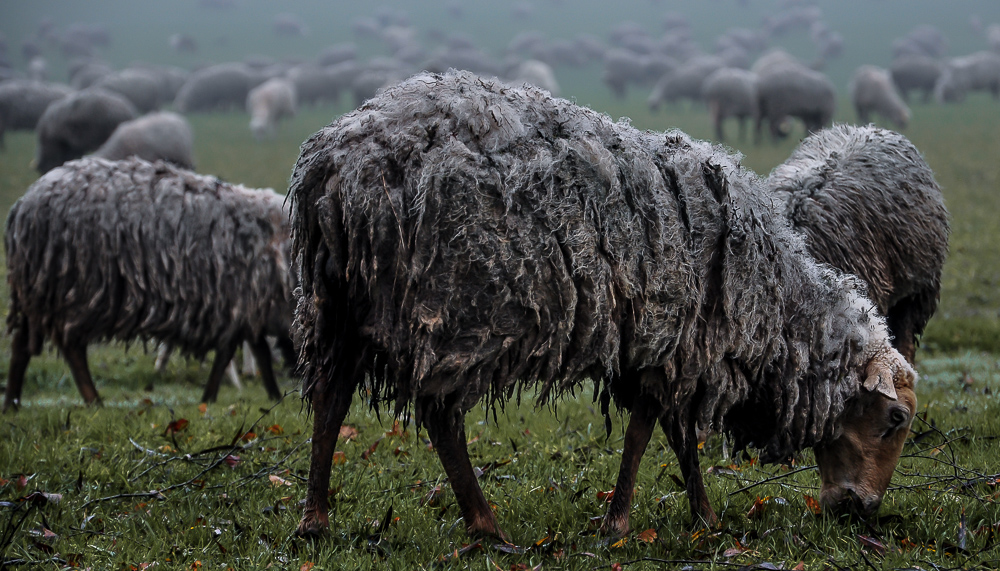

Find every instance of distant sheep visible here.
[507,58,560,96]
[91,111,195,169]
[289,71,916,541]
[4,157,293,410]
[35,88,138,173]
[768,124,949,363]
[756,61,836,142]
[850,65,910,129]
[92,68,163,113]
[647,55,725,110]
[934,51,1000,103]
[701,67,758,142]
[247,77,296,139]
[0,80,72,148]
[174,63,261,113]
[890,56,943,104]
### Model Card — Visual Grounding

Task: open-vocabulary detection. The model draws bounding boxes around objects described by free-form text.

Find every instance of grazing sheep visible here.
[934,51,1000,103]
[91,111,195,169]
[767,124,949,364]
[850,65,910,128]
[68,59,113,89]
[287,62,357,107]
[289,70,916,541]
[890,56,944,104]
[755,62,836,142]
[247,77,296,139]
[988,24,1000,54]
[0,79,72,148]
[3,157,293,410]
[92,68,164,113]
[174,63,261,113]
[701,67,758,142]
[507,58,560,96]
[35,88,138,173]
[647,55,725,110]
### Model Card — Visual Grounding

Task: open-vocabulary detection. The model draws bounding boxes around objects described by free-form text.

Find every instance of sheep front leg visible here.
[248,336,282,400]
[425,411,508,541]
[600,397,660,538]
[200,341,239,403]
[3,328,32,412]
[297,373,356,538]
[664,417,718,528]
[60,341,101,405]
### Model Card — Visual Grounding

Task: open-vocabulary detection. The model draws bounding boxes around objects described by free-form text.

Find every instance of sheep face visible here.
[813,349,917,516]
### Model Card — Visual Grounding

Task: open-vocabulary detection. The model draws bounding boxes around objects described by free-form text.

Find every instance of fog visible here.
[2,0,999,110]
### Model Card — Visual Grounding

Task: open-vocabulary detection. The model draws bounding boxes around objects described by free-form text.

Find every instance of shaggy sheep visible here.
[35,88,138,173]
[755,61,836,142]
[0,79,72,148]
[247,77,296,140]
[174,63,261,113]
[701,67,758,142]
[891,56,944,103]
[934,51,1000,103]
[767,124,949,364]
[90,111,195,169]
[3,157,293,410]
[849,65,910,129]
[289,70,916,540]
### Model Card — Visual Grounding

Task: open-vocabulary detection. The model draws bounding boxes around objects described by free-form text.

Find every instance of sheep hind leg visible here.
[425,410,508,541]
[61,342,101,405]
[664,417,718,528]
[200,341,239,403]
[297,371,358,538]
[3,327,32,412]
[599,397,661,538]
[248,336,282,400]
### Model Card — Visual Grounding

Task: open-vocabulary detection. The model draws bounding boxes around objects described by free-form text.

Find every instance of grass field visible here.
[1,90,999,569]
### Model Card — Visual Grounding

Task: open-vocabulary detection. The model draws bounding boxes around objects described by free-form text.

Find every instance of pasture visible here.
[0,91,998,569]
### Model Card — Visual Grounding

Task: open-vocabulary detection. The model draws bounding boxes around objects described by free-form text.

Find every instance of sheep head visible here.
[813,345,917,517]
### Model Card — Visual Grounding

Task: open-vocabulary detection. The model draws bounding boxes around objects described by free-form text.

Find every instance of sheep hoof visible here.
[296,514,329,539]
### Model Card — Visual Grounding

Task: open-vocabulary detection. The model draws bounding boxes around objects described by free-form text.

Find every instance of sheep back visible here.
[5,157,292,359]
[768,124,949,344]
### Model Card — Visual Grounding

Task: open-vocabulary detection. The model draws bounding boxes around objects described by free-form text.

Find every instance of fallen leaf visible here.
[858,534,886,556]
[421,485,442,506]
[198,403,208,416]
[637,528,657,543]
[723,545,747,558]
[267,424,284,435]
[747,496,769,519]
[610,537,627,548]
[361,438,382,460]
[241,432,257,442]
[165,419,189,435]
[792,562,805,571]
[332,451,347,465]
[224,455,241,468]
[339,425,359,441]
[596,489,615,502]
[269,475,293,487]
[17,474,29,490]
[803,494,822,515]
[611,564,623,571]
[300,563,314,571]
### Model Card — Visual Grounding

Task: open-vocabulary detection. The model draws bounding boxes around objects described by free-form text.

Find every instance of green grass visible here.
[1,85,999,569]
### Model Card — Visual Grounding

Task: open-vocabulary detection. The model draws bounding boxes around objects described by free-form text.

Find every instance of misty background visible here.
[2,0,999,115]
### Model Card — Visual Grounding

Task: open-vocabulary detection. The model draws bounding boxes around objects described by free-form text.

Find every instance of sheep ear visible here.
[863,366,898,400]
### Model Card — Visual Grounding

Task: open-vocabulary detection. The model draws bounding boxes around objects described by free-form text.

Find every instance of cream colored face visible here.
[814,363,917,516]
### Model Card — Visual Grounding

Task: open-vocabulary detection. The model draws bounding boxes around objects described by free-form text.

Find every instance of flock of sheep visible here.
[0,0,977,543]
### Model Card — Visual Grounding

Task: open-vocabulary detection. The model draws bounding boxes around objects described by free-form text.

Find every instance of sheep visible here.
[289,70,916,541]
[647,55,725,110]
[988,24,1000,54]
[90,111,195,169]
[701,67,758,142]
[767,124,949,364]
[507,58,560,96]
[3,157,293,410]
[35,88,138,173]
[92,68,163,113]
[849,65,910,129]
[173,63,261,113]
[755,61,836,142]
[890,55,943,104]
[934,51,1000,103]
[0,79,72,148]
[247,77,296,140]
